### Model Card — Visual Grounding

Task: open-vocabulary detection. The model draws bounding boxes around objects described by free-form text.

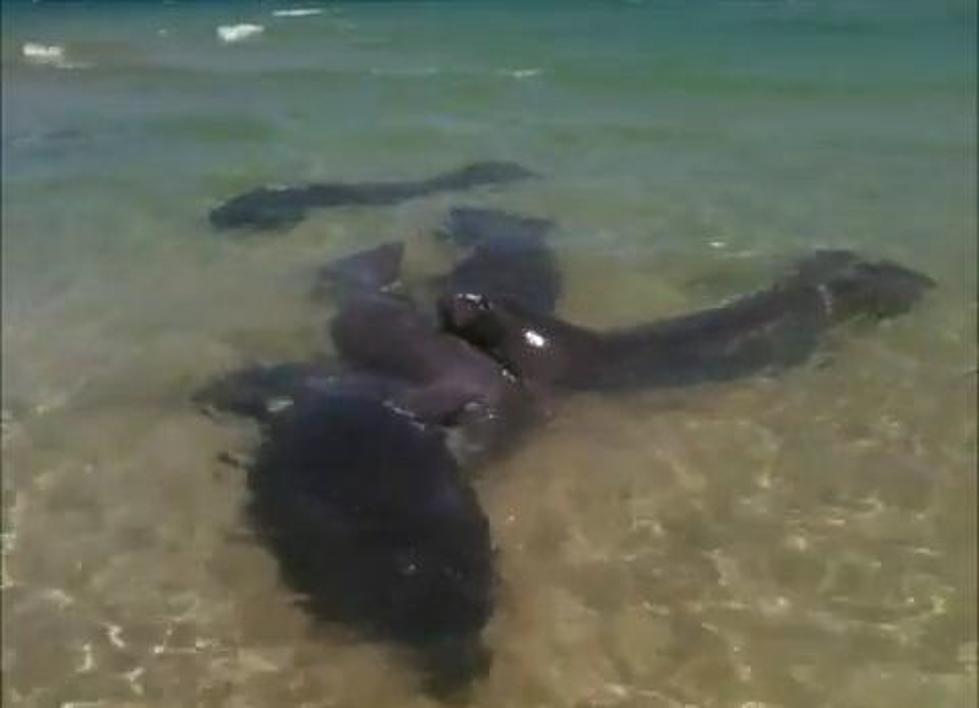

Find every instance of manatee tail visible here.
[436,207,553,248]
[826,259,935,320]
[435,207,561,314]
[312,241,405,302]
[209,186,309,232]
[425,161,538,192]
[786,250,936,322]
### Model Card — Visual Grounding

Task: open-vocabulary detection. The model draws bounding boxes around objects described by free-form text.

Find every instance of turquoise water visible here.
[2,1,976,706]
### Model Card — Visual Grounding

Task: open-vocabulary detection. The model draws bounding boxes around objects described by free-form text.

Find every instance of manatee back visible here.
[246,391,495,687]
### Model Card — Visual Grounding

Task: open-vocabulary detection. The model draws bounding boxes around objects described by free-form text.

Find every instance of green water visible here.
[2,1,976,706]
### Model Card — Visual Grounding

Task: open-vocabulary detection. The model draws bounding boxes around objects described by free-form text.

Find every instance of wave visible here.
[498,68,543,79]
[216,24,265,44]
[272,8,324,18]
[21,42,91,70]
[365,66,544,81]
[368,66,442,78]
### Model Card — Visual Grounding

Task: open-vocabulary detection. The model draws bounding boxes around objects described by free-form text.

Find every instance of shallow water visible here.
[2,1,976,706]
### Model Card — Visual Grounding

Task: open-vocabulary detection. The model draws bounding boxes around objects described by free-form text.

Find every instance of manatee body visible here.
[201,234,545,462]
[209,161,537,232]
[319,239,536,437]
[330,293,538,461]
[246,387,494,694]
[316,228,554,457]
[439,251,935,390]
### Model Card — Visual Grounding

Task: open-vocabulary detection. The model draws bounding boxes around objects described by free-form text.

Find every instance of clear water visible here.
[2,1,976,706]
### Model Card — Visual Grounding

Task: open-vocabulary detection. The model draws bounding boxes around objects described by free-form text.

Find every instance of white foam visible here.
[20,42,92,69]
[369,66,441,77]
[498,67,543,79]
[76,642,96,673]
[123,666,145,696]
[104,622,127,649]
[272,8,323,18]
[216,24,265,44]
[22,42,65,62]
[21,42,90,69]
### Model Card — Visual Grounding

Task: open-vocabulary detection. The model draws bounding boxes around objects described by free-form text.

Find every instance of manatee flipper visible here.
[192,362,332,422]
[192,362,410,424]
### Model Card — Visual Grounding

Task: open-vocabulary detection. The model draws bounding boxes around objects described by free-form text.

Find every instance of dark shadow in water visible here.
[208,161,537,232]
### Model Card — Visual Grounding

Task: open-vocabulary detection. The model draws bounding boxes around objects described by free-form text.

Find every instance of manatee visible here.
[438,251,936,391]
[245,387,495,696]
[194,236,933,699]
[209,161,537,232]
